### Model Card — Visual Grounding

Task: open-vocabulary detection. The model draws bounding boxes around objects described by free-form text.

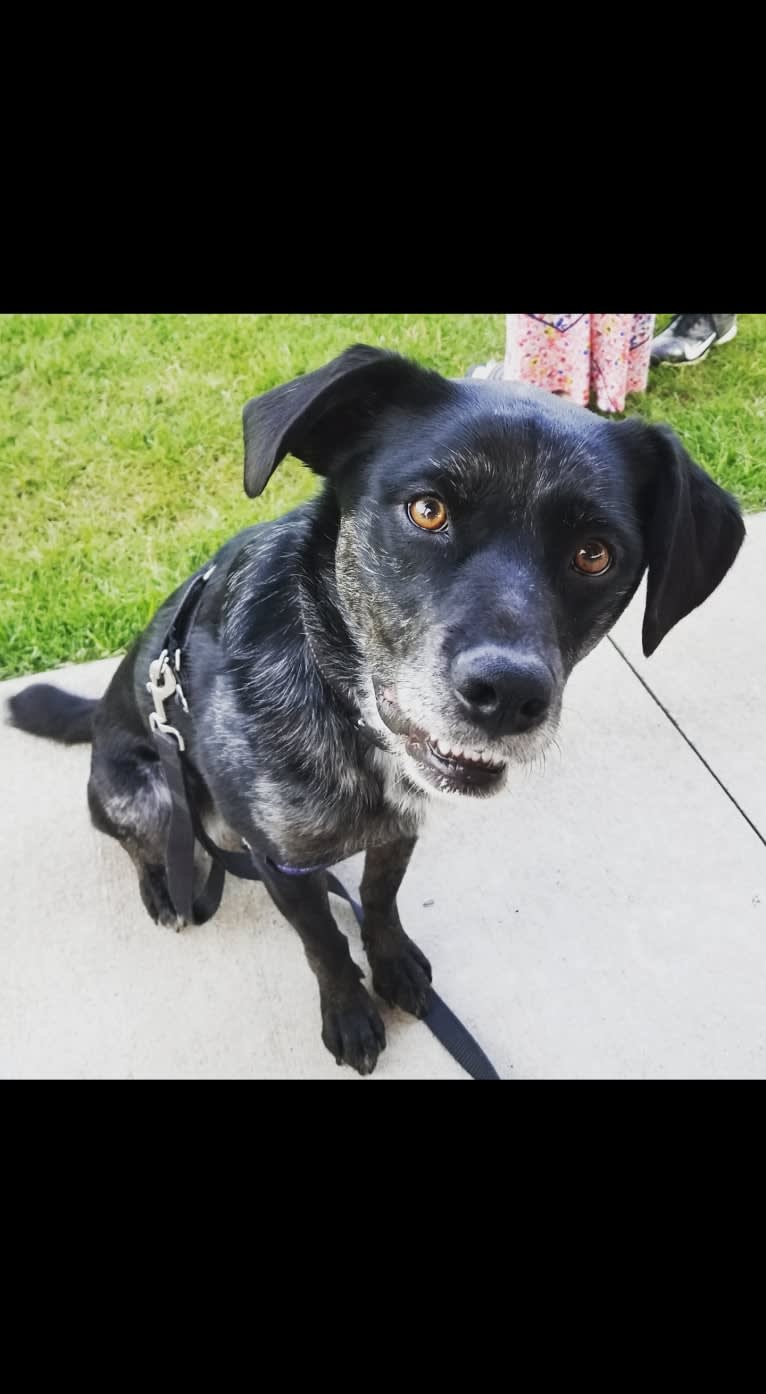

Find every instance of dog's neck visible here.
[295,490,379,739]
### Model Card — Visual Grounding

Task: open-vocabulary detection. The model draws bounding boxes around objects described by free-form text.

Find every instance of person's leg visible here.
[590,314,626,412]
[650,314,737,365]
[591,314,656,413]
[626,313,656,396]
[504,314,591,403]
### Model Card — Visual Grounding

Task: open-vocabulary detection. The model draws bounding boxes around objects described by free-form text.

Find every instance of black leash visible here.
[148,568,501,1081]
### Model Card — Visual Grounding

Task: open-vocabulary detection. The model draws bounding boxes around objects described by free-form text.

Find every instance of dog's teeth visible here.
[432,739,500,767]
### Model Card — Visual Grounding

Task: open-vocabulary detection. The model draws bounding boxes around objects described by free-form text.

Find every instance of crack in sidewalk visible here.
[607,635,766,854]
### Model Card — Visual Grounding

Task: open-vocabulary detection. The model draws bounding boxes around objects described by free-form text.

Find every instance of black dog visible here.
[9,345,745,1074]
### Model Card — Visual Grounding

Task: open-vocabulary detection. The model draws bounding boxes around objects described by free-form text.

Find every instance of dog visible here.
[9,344,745,1075]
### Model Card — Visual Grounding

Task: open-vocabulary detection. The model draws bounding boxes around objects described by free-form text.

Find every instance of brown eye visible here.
[407,496,448,532]
[572,540,614,575]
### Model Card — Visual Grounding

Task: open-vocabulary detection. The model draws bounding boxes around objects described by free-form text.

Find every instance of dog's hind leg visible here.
[87,736,184,931]
[257,862,386,1075]
[360,836,433,1018]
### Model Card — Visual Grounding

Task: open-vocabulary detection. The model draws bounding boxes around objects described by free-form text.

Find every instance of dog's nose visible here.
[451,646,553,735]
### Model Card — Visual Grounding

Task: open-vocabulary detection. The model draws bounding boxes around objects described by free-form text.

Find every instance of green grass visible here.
[1,313,764,679]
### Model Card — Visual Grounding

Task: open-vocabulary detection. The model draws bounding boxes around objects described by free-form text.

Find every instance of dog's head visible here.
[242,345,744,799]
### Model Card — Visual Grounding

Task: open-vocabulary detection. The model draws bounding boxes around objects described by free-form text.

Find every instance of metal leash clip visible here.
[147,650,186,750]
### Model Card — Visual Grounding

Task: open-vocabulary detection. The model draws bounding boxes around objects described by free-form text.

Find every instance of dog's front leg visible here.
[259,864,386,1075]
[361,837,433,1018]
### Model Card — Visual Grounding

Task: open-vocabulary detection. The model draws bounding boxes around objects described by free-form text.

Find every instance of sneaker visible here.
[650,314,737,366]
[465,359,506,381]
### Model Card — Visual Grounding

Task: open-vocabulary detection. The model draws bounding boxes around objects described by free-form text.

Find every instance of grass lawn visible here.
[1,312,764,680]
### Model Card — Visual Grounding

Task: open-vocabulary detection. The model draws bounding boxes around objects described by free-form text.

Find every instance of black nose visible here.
[451,646,553,735]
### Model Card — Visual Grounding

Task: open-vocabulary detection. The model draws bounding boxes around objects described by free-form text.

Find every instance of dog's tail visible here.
[7,683,98,744]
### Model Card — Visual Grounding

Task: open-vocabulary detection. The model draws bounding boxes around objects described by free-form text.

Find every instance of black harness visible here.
[147,567,501,1081]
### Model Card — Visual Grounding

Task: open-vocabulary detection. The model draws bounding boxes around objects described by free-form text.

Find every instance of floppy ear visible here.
[241,344,452,498]
[619,419,745,657]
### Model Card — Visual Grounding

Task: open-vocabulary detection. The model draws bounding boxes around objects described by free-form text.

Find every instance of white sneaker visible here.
[465,359,505,381]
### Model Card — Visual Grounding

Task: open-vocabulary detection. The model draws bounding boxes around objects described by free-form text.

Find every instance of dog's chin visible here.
[368,684,509,800]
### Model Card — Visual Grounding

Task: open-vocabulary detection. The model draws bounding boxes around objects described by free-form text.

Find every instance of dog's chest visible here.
[247,747,425,867]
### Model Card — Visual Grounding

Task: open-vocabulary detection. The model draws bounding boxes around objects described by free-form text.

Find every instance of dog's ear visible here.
[242,344,452,498]
[618,419,745,657]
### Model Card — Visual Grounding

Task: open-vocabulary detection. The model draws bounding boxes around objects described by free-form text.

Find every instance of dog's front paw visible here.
[370,936,433,1018]
[321,988,387,1076]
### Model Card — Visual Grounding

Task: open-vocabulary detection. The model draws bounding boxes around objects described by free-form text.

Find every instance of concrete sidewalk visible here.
[3,515,766,1079]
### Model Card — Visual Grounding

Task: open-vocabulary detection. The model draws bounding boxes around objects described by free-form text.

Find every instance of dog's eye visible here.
[572,540,614,575]
[407,496,448,532]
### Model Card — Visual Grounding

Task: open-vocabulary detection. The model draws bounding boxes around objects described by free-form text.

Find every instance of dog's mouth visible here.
[373,685,506,796]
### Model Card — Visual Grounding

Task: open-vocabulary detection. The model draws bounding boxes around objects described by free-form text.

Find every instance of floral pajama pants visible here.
[503,313,656,413]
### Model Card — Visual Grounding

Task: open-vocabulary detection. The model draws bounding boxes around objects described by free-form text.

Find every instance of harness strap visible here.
[165,568,215,669]
[153,728,227,924]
